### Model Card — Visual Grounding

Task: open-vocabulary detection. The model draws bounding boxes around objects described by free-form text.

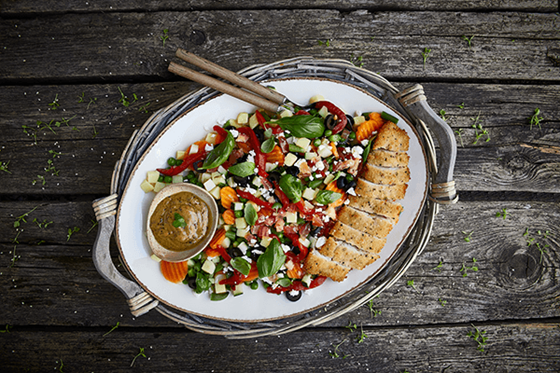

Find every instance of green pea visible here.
[346,174,354,182]
[239,197,248,202]
[175,158,184,166]
[313,139,321,147]
[349,131,357,139]
[272,202,282,210]
[158,175,164,182]
[328,134,342,143]
[167,157,176,166]
[324,129,333,137]
[164,176,172,183]
[234,210,243,218]
[250,281,259,290]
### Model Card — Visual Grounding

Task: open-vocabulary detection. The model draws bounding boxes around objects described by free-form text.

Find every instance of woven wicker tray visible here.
[91,57,457,339]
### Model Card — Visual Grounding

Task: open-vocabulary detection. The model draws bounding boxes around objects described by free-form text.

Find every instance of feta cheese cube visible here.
[234,202,244,211]
[353,115,366,126]
[318,144,333,158]
[284,153,298,167]
[203,178,216,191]
[316,236,327,248]
[237,112,249,124]
[299,237,310,248]
[285,211,298,223]
[265,162,278,172]
[238,242,249,254]
[189,144,199,155]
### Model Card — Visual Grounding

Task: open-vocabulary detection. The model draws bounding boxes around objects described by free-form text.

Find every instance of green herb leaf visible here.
[261,137,275,153]
[231,257,251,276]
[257,238,286,278]
[244,203,257,226]
[276,277,292,287]
[195,271,211,293]
[275,116,325,138]
[202,132,235,169]
[210,292,229,301]
[279,174,303,203]
[362,138,374,165]
[228,161,255,177]
[314,190,342,205]
[172,213,186,228]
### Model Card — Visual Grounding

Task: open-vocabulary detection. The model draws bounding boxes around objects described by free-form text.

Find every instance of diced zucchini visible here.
[233,283,244,296]
[153,181,166,193]
[189,144,199,155]
[205,133,217,144]
[140,180,155,193]
[309,94,325,104]
[237,112,249,124]
[284,153,298,167]
[317,144,333,158]
[172,175,183,184]
[303,188,316,200]
[228,119,242,128]
[214,274,227,294]
[176,150,186,160]
[260,237,273,247]
[200,173,212,183]
[252,176,263,187]
[279,110,293,118]
[305,152,317,160]
[285,211,297,223]
[353,115,366,126]
[234,202,244,211]
[236,226,249,237]
[324,174,335,185]
[150,253,162,262]
[202,259,216,274]
[210,186,221,199]
[318,105,329,118]
[248,113,259,129]
[235,217,247,229]
[295,137,311,150]
[203,178,216,191]
[227,177,237,188]
[146,170,160,184]
[265,162,277,172]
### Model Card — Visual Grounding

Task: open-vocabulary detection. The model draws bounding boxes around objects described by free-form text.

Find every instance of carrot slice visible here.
[265,145,285,166]
[325,180,347,208]
[236,142,252,153]
[185,140,209,155]
[243,263,259,282]
[356,112,385,142]
[287,260,304,279]
[161,260,189,284]
[222,209,236,225]
[220,186,239,209]
[209,228,226,249]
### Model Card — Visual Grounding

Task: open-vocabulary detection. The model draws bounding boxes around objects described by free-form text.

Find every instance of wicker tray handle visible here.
[396,84,458,204]
[92,194,159,316]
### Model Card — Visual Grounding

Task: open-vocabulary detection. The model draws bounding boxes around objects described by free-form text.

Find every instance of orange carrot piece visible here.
[209,228,226,249]
[161,260,189,284]
[222,209,236,225]
[265,145,285,166]
[220,186,239,209]
[356,112,385,142]
[325,181,347,208]
[287,260,304,279]
[330,142,339,158]
[243,263,259,282]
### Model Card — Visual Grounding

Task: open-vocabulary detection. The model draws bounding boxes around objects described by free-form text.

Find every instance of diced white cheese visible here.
[205,133,217,144]
[237,226,249,237]
[317,144,333,158]
[296,137,311,150]
[352,146,364,158]
[234,202,244,211]
[316,236,327,248]
[217,165,227,174]
[252,176,263,187]
[315,161,325,171]
[299,237,310,248]
[221,237,231,249]
[347,187,357,196]
[284,153,298,167]
[281,244,291,253]
[189,144,199,155]
[318,105,329,118]
[140,179,155,193]
[361,139,369,146]
[265,162,278,172]
[205,144,214,152]
[238,242,249,254]
[200,173,212,183]
[285,211,298,223]
[237,112,249,124]
[303,187,316,200]
[235,217,247,229]
[305,152,317,160]
[229,129,239,138]
[203,178,216,191]
[353,115,366,126]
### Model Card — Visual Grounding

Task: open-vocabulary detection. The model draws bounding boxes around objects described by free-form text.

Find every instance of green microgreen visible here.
[87,97,97,109]
[54,115,77,129]
[10,245,19,267]
[103,321,120,337]
[317,39,330,47]
[130,347,147,367]
[457,102,465,109]
[14,206,39,228]
[87,219,99,234]
[0,160,11,174]
[467,324,488,352]
[67,226,80,241]
[139,102,151,113]
[528,108,543,130]
[462,230,473,242]
[524,229,552,264]
[58,359,64,372]
[12,230,22,244]
[535,242,549,264]
[0,324,10,333]
[460,258,478,277]
[160,29,169,46]
[78,92,85,103]
[329,339,348,359]
[421,48,431,69]
[33,218,53,229]
[32,175,46,186]
[37,119,57,134]
[432,260,443,272]
[439,109,447,121]
[118,87,137,107]
[438,298,447,307]
[365,299,382,318]
[471,112,490,144]
[407,279,420,293]
[462,35,475,48]
[345,321,357,331]
[454,128,464,147]
[495,208,507,220]
[92,123,99,139]
[22,125,38,144]
[350,53,364,68]
[357,325,368,343]
[48,94,60,110]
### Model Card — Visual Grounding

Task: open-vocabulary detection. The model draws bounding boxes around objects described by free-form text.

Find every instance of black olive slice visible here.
[187,277,197,290]
[325,114,337,130]
[285,290,302,302]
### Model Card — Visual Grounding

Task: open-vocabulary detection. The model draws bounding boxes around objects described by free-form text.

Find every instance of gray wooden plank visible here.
[0,200,558,328]
[1,11,559,82]
[0,82,559,195]
[0,323,559,372]
[0,0,556,15]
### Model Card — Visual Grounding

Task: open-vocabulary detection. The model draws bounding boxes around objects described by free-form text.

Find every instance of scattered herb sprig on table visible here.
[0,324,11,333]
[462,35,475,48]
[139,102,151,113]
[0,160,11,174]
[87,219,99,234]
[457,102,465,109]
[462,230,473,242]
[67,226,80,241]
[454,128,464,147]
[350,53,364,68]
[407,279,420,293]
[438,298,447,307]
[14,206,40,228]
[357,325,368,343]
[329,339,348,359]
[318,39,331,46]
[529,108,543,130]
[439,109,447,121]
[57,359,64,373]
[48,94,60,110]
[422,48,431,69]
[130,347,147,367]
[524,229,552,264]
[10,246,19,267]
[471,112,490,144]
[467,324,488,352]
[160,29,169,46]
[118,87,138,107]
[432,260,443,272]
[365,299,382,318]
[496,208,507,220]
[103,321,120,337]
[460,258,478,277]
[33,218,53,229]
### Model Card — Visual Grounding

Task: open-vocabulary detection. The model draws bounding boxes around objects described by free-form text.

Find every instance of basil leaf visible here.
[257,239,286,278]
[228,161,255,177]
[275,116,325,138]
[210,292,229,301]
[261,137,275,153]
[276,277,292,288]
[264,128,273,138]
[279,174,303,203]
[195,272,211,294]
[362,138,374,165]
[172,213,186,228]
[230,257,251,276]
[202,132,235,169]
[244,203,257,226]
[315,190,342,205]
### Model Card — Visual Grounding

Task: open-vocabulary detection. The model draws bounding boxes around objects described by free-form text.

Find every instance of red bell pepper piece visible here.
[213,125,229,144]
[273,181,291,206]
[271,127,283,135]
[255,110,268,130]
[295,110,310,116]
[156,151,206,176]
[314,101,347,134]
[236,189,273,209]
[237,127,269,178]
[265,275,327,294]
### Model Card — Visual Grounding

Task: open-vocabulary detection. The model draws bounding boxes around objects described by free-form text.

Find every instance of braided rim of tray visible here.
[110,57,439,339]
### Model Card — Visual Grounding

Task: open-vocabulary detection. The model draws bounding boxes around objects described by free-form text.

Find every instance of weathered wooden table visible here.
[1,1,559,371]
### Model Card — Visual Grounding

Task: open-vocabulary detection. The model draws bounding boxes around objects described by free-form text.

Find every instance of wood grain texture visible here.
[0,0,557,15]
[0,323,559,372]
[1,11,559,83]
[0,200,558,328]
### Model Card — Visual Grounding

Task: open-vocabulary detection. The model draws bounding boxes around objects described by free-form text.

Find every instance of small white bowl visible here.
[146,183,218,262]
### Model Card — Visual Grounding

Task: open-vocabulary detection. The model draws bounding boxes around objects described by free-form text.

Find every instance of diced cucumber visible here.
[201,259,216,275]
